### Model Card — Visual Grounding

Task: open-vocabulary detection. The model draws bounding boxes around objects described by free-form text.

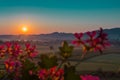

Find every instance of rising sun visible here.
[22,26,28,32]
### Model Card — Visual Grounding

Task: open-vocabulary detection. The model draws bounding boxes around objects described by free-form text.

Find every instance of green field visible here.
[0,43,120,79]
[35,44,120,72]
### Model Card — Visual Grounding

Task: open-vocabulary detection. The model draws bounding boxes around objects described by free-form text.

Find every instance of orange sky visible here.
[0,13,119,35]
[0,23,118,35]
[0,0,120,35]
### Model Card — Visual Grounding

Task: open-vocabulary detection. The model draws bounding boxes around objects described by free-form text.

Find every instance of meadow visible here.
[0,40,120,80]
[37,42,120,80]
[22,40,117,71]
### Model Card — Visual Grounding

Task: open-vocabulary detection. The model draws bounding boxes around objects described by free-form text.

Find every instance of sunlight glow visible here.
[22,26,28,32]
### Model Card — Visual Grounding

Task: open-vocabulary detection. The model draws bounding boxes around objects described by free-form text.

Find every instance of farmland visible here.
[0,41,120,80]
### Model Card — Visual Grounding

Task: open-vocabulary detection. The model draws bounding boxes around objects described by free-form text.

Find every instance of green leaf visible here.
[39,54,58,69]
[21,59,38,80]
[59,41,74,59]
[64,66,80,80]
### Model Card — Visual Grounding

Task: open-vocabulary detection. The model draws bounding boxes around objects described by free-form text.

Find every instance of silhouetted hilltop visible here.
[104,28,120,35]
[103,28,120,40]
[0,27,120,41]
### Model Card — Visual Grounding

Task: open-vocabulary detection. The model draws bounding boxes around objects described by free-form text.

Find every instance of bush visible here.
[0,28,110,80]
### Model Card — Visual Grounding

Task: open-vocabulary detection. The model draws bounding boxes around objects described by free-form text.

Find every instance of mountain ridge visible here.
[0,27,120,41]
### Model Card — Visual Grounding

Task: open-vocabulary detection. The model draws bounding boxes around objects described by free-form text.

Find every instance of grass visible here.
[0,43,120,79]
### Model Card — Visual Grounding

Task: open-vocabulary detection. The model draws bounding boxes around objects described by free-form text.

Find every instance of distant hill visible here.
[0,27,120,41]
[0,32,74,41]
[37,27,120,41]
[104,28,120,35]
[38,32,74,41]
[103,28,120,40]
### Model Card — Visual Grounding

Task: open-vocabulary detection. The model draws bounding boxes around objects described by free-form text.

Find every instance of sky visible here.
[0,0,120,34]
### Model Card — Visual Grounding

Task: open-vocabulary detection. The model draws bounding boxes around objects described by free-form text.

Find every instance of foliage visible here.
[21,59,38,80]
[39,54,58,69]
[64,66,80,80]
[59,41,74,59]
[0,28,110,80]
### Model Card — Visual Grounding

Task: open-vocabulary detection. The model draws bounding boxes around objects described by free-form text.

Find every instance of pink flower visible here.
[87,31,96,39]
[55,68,64,77]
[4,59,22,73]
[11,43,22,57]
[97,28,110,48]
[85,28,110,53]
[29,52,38,58]
[25,43,31,49]
[0,45,4,50]
[5,42,12,53]
[29,70,33,75]
[37,66,64,80]
[49,66,56,75]
[48,66,64,80]
[74,33,83,39]
[4,59,15,72]
[14,43,21,51]
[0,45,5,58]
[25,43,38,58]
[5,41,12,48]
[14,60,22,68]
[88,38,103,52]
[72,33,84,46]
[80,75,100,80]
[86,31,97,44]
[49,66,64,77]
[38,69,48,80]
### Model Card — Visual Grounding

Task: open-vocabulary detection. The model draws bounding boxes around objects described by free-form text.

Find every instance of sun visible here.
[22,26,28,32]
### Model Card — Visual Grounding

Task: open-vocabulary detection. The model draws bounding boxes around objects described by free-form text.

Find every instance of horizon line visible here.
[0,27,119,35]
